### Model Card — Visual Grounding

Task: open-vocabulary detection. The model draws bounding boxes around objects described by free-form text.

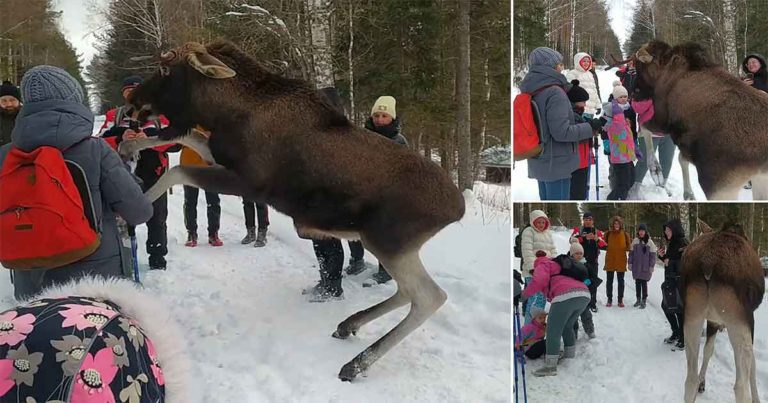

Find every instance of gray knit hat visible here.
[21,65,84,104]
[529,47,563,68]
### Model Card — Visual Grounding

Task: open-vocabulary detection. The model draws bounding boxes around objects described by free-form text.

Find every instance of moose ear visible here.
[636,46,653,64]
[187,51,236,79]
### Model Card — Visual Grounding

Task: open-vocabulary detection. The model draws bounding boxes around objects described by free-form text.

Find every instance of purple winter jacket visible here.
[628,237,658,281]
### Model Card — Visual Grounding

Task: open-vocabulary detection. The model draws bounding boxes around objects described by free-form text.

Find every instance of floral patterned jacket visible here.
[0,296,165,402]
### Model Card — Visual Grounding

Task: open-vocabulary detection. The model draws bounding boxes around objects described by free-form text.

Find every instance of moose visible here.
[115,40,465,381]
[617,40,768,200]
[680,220,765,402]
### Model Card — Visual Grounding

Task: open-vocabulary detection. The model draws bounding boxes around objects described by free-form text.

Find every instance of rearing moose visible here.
[117,40,466,381]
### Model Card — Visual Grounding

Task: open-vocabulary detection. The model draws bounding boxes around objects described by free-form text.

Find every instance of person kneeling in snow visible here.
[0,278,193,402]
[522,253,591,377]
[516,305,547,359]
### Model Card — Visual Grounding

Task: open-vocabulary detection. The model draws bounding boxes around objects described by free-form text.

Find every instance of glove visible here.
[595,108,601,115]
[584,279,592,286]
[589,118,604,131]
[603,139,610,155]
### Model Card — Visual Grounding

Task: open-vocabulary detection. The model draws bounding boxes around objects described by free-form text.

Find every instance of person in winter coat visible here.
[520,47,603,200]
[628,223,657,309]
[98,75,180,270]
[742,53,768,93]
[0,80,21,147]
[516,305,547,359]
[600,82,636,200]
[0,66,153,300]
[567,80,596,200]
[520,210,558,324]
[570,211,606,312]
[0,277,192,401]
[565,52,602,115]
[658,218,689,350]
[522,255,591,377]
[632,99,676,187]
[569,243,596,339]
[180,132,223,247]
[604,216,631,307]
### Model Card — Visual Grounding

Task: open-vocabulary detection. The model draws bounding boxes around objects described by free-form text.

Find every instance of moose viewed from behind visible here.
[116,41,466,381]
[681,220,765,402]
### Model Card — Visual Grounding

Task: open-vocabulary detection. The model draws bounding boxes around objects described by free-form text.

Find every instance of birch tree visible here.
[722,0,738,74]
[456,0,472,190]
[307,0,334,89]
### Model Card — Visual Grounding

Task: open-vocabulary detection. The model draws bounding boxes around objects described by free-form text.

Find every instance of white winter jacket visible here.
[565,52,603,115]
[521,210,558,278]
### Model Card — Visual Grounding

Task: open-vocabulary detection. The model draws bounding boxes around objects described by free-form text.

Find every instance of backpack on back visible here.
[513,85,561,161]
[513,224,531,258]
[0,145,100,270]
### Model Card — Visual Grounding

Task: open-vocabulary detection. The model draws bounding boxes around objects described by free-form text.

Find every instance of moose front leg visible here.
[117,129,216,165]
[145,165,251,202]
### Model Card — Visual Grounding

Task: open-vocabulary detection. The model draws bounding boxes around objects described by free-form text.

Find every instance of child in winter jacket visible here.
[567,80,595,200]
[600,82,636,200]
[516,305,547,359]
[523,256,590,376]
[628,223,657,308]
[520,210,558,324]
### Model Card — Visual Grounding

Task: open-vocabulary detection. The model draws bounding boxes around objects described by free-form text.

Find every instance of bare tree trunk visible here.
[473,41,491,180]
[722,0,738,75]
[748,203,755,241]
[743,0,748,59]
[679,203,690,239]
[347,0,356,124]
[569,0,576,64]
[456,0,472,191]
[307,0,334,89]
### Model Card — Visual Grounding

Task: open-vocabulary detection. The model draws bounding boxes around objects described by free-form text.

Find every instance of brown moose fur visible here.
[122,40,465,381]
[633,40,768,199]
[680,222,765,402]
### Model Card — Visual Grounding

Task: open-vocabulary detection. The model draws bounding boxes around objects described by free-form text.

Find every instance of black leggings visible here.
[606,271,625,302]
[635,279,648,301]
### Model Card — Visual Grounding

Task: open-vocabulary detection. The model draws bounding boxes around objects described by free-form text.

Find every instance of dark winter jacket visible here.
[98,107,180,185]
[0,99,153,299]
[0,109,17,146]
[569,225,606,263]
[660,219,689,278]
[519,65,594,181]
[742,53,768,93]
[365,116,408,146]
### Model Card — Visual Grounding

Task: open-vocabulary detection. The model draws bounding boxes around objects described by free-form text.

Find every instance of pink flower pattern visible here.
[70,348,118,403]
[59,304,117,331]
[0,311,35,346]
[0,359,14,397]
[146,338,164,386]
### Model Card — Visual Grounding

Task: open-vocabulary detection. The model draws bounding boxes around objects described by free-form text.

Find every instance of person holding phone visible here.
[569,212,606,312]
[742,53,768,93]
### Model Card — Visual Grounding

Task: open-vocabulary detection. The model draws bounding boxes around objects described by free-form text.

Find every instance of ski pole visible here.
[130,235,140,283]
[593,137,600,200]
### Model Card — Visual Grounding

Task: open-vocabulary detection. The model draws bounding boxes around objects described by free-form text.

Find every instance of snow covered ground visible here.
[511,68,754,201]
[514,228,768,403]
[0,135,512,401]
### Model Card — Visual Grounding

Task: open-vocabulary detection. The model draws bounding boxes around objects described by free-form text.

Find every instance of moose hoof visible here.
[332,327,356,340]
[698,380,705,393]
[338,361,363,382]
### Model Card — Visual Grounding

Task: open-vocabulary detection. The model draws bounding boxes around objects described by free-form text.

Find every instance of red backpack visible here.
[513,85,562,161]
[0,145,100,270]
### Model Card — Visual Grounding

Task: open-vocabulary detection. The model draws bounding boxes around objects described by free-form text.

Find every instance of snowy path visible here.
[515,229,768,403]
[0,148,512,402]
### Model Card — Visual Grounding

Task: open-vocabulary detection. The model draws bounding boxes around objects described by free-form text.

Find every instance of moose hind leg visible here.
[697,322,719,393]
[684,311,706,403]
[333,288,409,339]
[337,250,446,381]
[727,323,754,403]
[145,165,250,202]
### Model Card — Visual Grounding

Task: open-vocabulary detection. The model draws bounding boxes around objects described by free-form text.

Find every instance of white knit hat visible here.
[612,80,628,98]
[371,96,396,119]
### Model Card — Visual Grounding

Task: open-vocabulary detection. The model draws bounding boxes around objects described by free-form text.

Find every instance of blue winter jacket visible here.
[519,65,594,181]
[0,99,153,299]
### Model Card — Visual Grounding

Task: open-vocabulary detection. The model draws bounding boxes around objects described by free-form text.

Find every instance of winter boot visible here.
[664,332,679,344]
[241,227,256,244]
[558,345,576,363]
[185,232,198,247]
[640,299,647,309]
[301,280,326,296]
[533,355,559,377]
[605,301,612,308]
[208,232,223,247]
[587,331,596,339]
[345,258,367,276]
[253,227,268,248]
[673,338,685,351]
[618,299,625,308]
[590,305,598,313]
[363,267,393,287]
[149,255,166,271]
[308,278,344,303]
[633,300,641,308]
